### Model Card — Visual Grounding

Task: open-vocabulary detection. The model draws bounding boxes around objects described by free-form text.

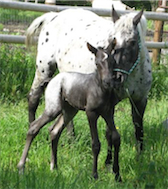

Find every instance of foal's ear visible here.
[106,38,117,53]
[112,5,120,23]
[87,42,98,55]
[133,9,143,27]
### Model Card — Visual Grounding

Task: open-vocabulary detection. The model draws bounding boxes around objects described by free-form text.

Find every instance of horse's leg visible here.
[49,105,78,170]
[86,111,100,179]
[104,108,115,165]
[17,111,57,173]
[28,73,44,124]
[102,110,121,182]
[130,97,147,153]
[49,115,65,170]
[28,57,57,124]
[105,127,113,165]
[66,120,75,137]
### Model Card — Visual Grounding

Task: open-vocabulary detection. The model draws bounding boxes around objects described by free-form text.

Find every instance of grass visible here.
[0,44,36,102]
[1,94,168,188]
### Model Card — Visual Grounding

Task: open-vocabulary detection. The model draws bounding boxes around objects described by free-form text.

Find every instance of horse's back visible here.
[37,9,114,74]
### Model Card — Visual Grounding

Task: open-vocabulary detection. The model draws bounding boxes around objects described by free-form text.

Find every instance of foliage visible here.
[122,0,152,11]
[0,8,42,24]
[122,0,159,11]
[0,44,36,102]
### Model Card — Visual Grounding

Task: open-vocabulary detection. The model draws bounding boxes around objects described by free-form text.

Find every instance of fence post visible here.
[152,0,166,65]
[45,0,56,5]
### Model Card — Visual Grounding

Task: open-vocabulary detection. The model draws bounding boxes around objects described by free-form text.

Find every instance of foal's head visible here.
[87,38,116,90]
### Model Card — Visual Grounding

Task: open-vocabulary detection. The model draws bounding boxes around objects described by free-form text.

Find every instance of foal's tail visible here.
[26,12,58,47]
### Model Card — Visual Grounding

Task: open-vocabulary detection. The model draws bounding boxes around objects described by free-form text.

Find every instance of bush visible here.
[0,44,36,102]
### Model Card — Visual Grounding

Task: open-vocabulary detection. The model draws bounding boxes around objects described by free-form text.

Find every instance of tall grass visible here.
[0,44,35,102]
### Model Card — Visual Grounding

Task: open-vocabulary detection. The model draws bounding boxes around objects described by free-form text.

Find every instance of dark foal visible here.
[18,39,121,181]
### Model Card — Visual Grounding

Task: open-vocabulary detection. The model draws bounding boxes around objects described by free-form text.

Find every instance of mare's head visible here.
[87,38,116,90]
[111,7,143,84]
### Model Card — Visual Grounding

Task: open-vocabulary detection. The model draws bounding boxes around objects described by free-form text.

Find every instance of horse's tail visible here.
[26,12,58,47]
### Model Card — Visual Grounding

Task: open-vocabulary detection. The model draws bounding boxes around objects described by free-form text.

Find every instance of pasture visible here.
[0,45,168,188]
[0,7,168,188]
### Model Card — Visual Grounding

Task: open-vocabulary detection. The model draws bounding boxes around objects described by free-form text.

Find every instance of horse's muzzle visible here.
[103,79,114,89]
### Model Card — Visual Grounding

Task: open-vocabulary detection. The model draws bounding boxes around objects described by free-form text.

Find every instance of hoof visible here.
[93,172,98,180]
[105,159,112,166]
[17,162,25,174]
[115,174,122,182]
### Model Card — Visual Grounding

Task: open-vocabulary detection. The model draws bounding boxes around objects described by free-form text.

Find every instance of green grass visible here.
[1,95,168,189]
[0,44,36,102]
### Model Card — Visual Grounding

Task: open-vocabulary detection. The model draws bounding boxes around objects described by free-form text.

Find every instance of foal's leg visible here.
[86,111,100,179]
[49,115,65,170]
[130,97,147,153]
[17,111,57,173]
[49,106,78,170]
[103,111,121,182]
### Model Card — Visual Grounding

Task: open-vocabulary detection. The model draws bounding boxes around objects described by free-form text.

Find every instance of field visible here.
[1,8,168,189]
[1,91,168,188]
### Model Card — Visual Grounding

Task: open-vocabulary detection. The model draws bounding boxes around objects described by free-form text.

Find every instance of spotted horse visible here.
[26,8,152,155]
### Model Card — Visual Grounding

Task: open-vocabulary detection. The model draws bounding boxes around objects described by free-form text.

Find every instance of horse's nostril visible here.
[103,79,113,88]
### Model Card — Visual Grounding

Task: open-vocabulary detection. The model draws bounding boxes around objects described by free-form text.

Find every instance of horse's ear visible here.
[107,38,117,53]
[112,5,120,23]
[87,42,98,55]
[133,9,143,27]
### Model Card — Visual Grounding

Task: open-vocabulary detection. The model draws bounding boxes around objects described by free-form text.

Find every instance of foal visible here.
[18,39,121,181]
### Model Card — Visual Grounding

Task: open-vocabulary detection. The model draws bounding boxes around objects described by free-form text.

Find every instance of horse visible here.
[18,40,122,181]
[26,7,152,153]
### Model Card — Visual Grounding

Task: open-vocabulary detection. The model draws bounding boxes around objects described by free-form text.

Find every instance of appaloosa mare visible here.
[18,40,122,181]
[26,8,152,153]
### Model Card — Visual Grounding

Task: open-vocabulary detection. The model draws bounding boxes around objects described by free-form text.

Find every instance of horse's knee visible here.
[28,87,45,123]
[135,126,143,141]
[112,131,120,147]
[49,116,64,140]
[28,91,39,110]
[92,141,101,156]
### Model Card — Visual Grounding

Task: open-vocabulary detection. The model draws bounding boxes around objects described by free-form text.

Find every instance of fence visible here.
[0,0,168,50]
